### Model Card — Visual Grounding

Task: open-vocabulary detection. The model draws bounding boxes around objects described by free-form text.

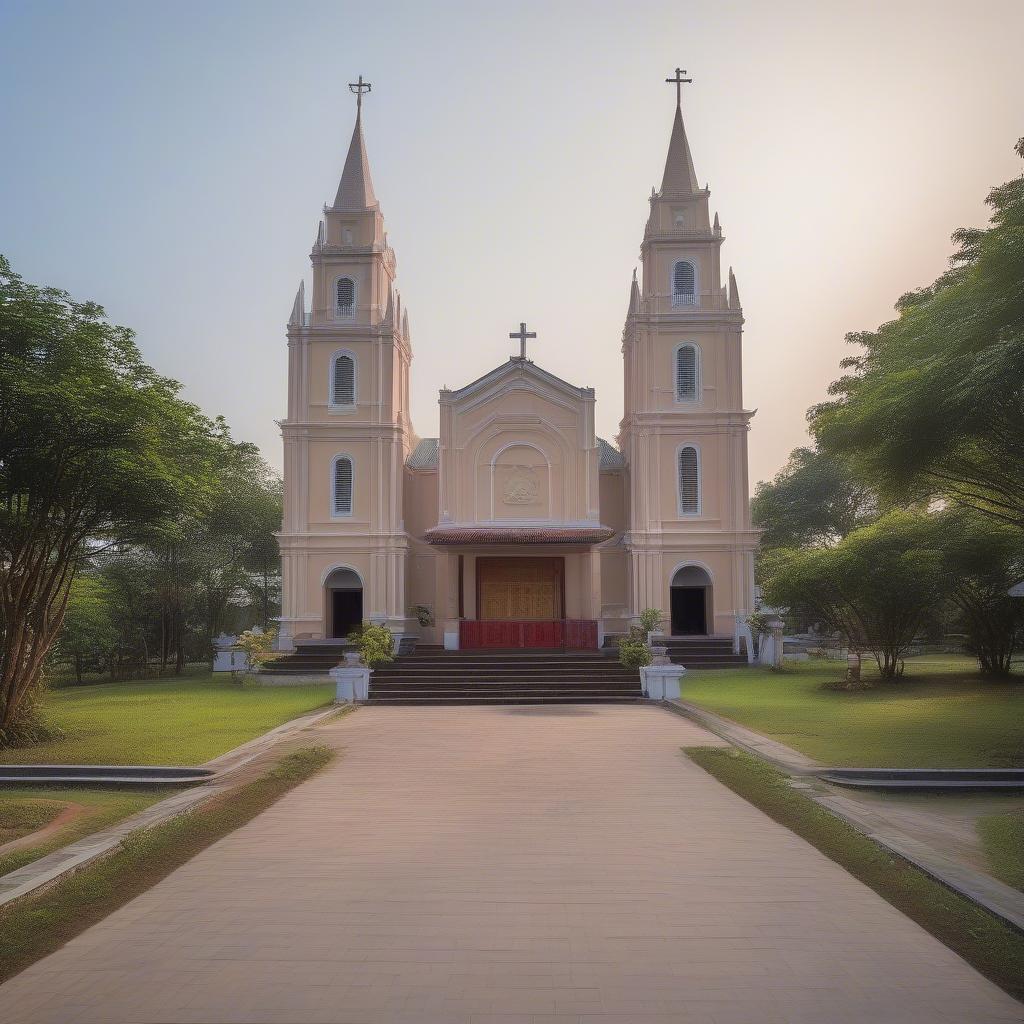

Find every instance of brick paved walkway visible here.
[0,705,1020,1023]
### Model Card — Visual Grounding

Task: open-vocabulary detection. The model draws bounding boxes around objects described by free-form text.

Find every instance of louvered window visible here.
[672,260,696,306]
[333,456,353,516]
[676,344,698,400]
[336,277,355,316]
[332,354,355,406]
[678,446,700,516]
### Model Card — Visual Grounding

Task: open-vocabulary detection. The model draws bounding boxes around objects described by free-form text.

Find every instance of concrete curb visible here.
[665,699,1024,935]
[0,702,347,909]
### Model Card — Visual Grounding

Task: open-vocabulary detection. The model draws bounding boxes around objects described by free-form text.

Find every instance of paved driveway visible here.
[0,705,1020,1023]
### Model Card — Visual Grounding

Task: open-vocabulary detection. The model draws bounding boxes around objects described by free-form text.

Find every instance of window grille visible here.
[676,345,697,400]
[678,446,699,515]
[332,354,355,405]
[336,278,355,315]
[333,457,353,516]
[672,261,696,306]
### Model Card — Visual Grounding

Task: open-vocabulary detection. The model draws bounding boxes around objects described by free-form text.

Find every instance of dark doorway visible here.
[331,589,363,639]
[671,587,707,635]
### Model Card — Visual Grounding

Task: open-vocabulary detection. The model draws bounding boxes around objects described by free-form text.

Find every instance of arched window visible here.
[330,352,355,407]
[675,343,699,401]
[335,277,355,317]
[678,445,700,516]
[672,260,696,307]
[332,455,353,517]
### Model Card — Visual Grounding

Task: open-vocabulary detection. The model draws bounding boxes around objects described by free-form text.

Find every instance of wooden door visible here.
[476,557,564,621]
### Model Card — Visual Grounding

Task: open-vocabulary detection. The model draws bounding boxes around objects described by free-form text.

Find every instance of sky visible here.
[1,0,1021,489]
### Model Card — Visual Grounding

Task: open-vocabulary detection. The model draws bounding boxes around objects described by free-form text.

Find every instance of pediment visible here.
[443,358,593,415]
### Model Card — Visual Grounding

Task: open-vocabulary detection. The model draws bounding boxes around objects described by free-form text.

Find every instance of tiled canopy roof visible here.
[406,437,624,472]
[424,526,614,546]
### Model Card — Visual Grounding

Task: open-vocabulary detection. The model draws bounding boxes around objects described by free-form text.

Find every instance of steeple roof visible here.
[660,103,699,195]
[333,111,377,210]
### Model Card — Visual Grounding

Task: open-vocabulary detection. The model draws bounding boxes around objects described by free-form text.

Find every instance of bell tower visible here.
[277,78,415,650]
[619,70,758,638]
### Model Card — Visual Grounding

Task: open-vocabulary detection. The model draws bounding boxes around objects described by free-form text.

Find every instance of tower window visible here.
[678,445,700,516]
[332,455,353,517]
[335,277,355,317]
[331,352,356,407]
[672,260,696,307]
[675,344,699,401]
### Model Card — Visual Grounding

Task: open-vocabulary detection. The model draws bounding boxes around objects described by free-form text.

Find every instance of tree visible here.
[936,508,1024,676]
[752,446,878,549]
[761,512,946,679]
[810,139,1024,526]
[52,576,117,683]
[0,257,223,739]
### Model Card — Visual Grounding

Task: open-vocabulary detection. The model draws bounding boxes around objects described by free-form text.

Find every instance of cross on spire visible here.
[348,74,371,117]
[665,67,692,107]
[509,321,536,360]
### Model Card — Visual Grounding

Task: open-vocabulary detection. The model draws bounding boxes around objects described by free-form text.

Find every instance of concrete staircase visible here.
[366,648,643,705]
[258,640,353,678]
[660,636,748,669]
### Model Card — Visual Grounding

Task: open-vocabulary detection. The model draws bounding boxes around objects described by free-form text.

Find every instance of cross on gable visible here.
[509,321,537,360]
[665,67,692,106]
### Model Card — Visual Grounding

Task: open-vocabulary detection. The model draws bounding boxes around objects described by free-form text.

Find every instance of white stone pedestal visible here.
[640,663,686,701]
[212,634,247,672]
[331,653,371,702]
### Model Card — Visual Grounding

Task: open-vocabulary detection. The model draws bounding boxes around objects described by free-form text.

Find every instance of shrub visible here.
[638,608,663,635]
[347,623,394,667]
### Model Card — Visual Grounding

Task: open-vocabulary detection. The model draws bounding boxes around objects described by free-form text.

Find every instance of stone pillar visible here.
[766,616,785,669]
[331,652,371,702]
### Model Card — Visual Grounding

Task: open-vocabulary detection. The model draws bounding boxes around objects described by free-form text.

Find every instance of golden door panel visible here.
[476,558,563,620]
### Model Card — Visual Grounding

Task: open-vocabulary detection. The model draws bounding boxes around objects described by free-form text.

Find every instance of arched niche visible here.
[670,564,712,636]
[323,566,363,639]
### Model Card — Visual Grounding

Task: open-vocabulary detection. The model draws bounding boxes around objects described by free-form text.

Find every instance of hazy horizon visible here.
[2,0,1021,488]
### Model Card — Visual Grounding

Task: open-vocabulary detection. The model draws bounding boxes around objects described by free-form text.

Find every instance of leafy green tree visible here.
[752,446,878,549]
[935,508,1024,676]
[53,576,118,683]
[0,257,223,739]
[761,512,946,679]
[811,139,1024,526]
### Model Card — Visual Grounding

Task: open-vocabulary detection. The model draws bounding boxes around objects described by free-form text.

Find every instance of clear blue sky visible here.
[2,0,1021,486]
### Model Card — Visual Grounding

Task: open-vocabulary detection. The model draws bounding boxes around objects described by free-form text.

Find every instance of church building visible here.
[276,76,759,652]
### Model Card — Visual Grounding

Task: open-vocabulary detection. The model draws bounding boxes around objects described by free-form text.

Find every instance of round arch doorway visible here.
[670,565,712,636]
[324,567,363,639]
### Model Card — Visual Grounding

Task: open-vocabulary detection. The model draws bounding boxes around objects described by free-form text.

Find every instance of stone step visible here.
[364,696,644,706]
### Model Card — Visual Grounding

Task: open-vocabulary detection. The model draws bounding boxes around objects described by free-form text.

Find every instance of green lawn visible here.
[0,673,334,766]
[683,656,1023,768]
[978,810,1024,894]
[0,789,163,878]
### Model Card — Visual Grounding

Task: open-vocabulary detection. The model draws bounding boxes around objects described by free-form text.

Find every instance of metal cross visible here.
[509,321,536,360]
[348,75,372,116]
[665,67,692,106]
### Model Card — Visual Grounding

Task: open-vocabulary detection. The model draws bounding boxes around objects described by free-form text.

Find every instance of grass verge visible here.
[0,745,334,984]
[683,657,1024,768]
[686,746,1024,1002]
[978,810,1024,894]
[0,789,166,878]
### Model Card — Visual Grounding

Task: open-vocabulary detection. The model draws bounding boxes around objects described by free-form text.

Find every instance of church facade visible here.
[276,82,759,652]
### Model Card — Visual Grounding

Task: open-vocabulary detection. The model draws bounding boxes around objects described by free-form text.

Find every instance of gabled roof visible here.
[597,437,625,471]
[443,357,592,406]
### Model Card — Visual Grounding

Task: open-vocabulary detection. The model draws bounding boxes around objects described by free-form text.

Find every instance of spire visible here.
[383,281,395,326]
[728,266,741,310]
[333,107,377,210]
[288,281,305,327]
[401,307,410,341]
[660,102,700,195]
[628,268,640,315]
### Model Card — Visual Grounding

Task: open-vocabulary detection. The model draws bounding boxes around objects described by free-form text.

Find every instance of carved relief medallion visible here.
[502,465,540,505]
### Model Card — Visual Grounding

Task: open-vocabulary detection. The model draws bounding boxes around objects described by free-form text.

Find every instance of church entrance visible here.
[476,557,565,621]
[670,565,712,635]
[324,568,363,639]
